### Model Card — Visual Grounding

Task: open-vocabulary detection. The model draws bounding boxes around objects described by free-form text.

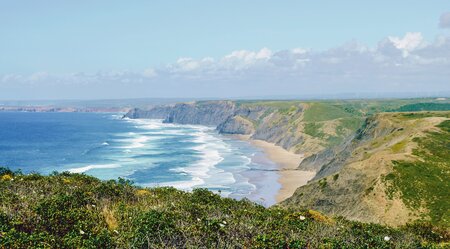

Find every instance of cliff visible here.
[163,101,237,126]
[124,101,362,156]
[123,106,173,119]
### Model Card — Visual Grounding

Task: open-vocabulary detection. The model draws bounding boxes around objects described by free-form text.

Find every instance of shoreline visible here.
[232,135,316,203]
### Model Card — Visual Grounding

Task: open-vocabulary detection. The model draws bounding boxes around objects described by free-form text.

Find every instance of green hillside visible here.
[283,111,450,228]
[385,119,450,225]
[1,169,449,248]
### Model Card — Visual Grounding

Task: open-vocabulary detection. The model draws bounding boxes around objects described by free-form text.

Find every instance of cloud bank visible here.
[1,33,450,99]
[440,12,450,29]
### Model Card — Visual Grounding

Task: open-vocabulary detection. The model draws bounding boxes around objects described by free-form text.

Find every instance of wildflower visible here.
[197,218,201,222]
[1,174,13,181]
[299,215,306,221]
[219,223,225,228]
[384,236,390,241]
[80,230,85,235]
[91,204,96,208]
[223,220,227,224]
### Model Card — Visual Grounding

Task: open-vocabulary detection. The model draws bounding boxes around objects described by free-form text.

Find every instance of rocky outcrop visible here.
[124,101,309,152]
[163,101,237,126]
[217,116,255,135]
[123,106,173,119]
[251,110,305,151]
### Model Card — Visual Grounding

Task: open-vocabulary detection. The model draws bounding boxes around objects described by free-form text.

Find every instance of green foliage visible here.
[0,168,448,248]
[304,122,325,138]
[384,120,450,226]
[391,103,450,112]
[391,139,407,153]
[333,174,339,181]
[319,178,328,189]
[397,112,450,120]
[303,103,353,122]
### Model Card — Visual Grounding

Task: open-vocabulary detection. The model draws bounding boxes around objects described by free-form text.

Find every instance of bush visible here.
[0,169,448,248]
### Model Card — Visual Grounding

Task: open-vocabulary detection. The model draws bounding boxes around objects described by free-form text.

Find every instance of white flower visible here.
[114,230,119,234]
[219,223,225,228]
[384,236,390,241]
[299,215,306,221]
[79,230,85,235]
[222,221,227,224]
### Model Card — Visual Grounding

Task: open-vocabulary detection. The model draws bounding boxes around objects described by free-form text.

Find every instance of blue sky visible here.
[0,1,449,99]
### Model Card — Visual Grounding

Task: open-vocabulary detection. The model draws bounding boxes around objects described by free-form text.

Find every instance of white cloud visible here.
[439,12,450,29]
[221,48,273,70]
[388,32,424,57]
[29,72,49,82]
[1,33,449,99]
[142,68,157,78]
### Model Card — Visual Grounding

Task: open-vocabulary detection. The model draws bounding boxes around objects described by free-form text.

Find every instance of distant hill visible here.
[389,102,450,112]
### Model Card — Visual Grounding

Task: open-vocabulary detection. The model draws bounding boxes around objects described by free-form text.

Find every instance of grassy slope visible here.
[235,99,448,151]
[385,118,450,226]
[0,169,449,248]
[283,111,450,228]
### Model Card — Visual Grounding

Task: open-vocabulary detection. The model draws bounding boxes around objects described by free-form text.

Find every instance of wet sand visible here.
[233,135,316,203]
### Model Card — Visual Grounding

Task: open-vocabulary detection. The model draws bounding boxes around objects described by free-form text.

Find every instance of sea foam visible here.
[68,164,120,173]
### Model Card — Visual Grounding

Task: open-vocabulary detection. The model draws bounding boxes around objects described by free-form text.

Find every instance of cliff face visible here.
[123,101,361,155]
[163,101,237,126]
[217,116,255,135]
[124,106,173,119]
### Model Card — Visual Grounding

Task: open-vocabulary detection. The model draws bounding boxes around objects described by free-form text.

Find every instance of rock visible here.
[163,101,236,126]
[123,106,173,119]
[217,116,255,134]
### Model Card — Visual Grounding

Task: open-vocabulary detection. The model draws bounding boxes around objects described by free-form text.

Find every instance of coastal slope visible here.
[124,99,450,226]
[283,112,450,227]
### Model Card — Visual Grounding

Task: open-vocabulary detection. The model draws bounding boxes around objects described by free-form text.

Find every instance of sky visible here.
[1,1,450,100]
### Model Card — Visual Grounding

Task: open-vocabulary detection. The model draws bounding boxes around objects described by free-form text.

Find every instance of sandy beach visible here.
[233,135,316,203]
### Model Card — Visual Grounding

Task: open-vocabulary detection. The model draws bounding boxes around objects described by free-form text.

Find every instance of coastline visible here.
[232,135,316,203]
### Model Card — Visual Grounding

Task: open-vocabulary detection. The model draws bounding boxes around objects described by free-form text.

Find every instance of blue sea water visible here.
[0,112,280,205]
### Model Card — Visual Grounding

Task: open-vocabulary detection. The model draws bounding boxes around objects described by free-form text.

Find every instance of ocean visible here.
[0,112,280,206]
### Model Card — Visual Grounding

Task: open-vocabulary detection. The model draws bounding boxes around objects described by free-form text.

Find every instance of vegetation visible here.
[385,119,450,226]
[302,103,354,122]
[303,122,325,138]
[1,168,449,248]
[391,103,450,112]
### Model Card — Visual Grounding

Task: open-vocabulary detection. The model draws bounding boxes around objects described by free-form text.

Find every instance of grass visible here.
[0,168,449,248]
[303,122,325,138]
[391,140,408,153]
[236,100,302,109]
[303,103,354,122]
[384,120,450,226]
[390,103,450,112]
